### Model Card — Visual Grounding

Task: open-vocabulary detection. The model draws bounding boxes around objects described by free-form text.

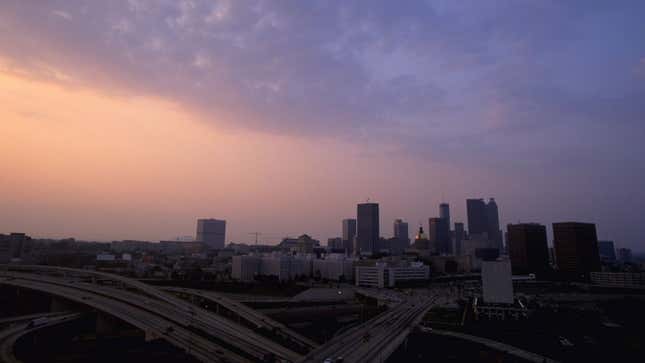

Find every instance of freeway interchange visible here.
[0,265,440,363]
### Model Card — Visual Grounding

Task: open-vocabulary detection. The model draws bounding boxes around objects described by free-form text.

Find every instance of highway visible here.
[0,266,305,362]
[0,312,82,363]
[163,287,319,351]
[0,276,245,363]
[301,292,439,363]
[8,272,300,361]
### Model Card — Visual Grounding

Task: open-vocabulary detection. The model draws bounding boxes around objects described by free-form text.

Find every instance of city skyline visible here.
[1,1,644,250]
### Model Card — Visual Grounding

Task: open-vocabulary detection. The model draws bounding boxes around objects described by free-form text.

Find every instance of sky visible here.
[1,1,644,249]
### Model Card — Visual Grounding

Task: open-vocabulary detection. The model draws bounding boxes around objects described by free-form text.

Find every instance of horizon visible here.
[1,1,644,250]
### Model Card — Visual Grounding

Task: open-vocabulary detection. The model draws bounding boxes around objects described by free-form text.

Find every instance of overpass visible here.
[162,287,319,351]
[0,312,82,363]
[0,265,305,362]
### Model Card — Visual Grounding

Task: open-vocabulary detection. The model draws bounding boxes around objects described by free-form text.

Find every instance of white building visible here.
[232,253,313,282]
[481,260,514,304]
[355,261,429,288]
[231,255,260,282]
[313,255,355,281]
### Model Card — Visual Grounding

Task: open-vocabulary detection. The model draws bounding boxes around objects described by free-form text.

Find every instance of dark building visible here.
[507,223,549,275]
[342,219,356,255]
[429,217,451,254]
[196,219,226,249]
[439,203,451,230]
[327,237,343,249]
[475,248,500,262]
[0,233,29,263]
[598,240,616,262]
[617,248,632,263]
[553,222,601,275]
[467,198,502,251]
[356,203,379,256]
[393,219,410,247]
[454,222,465,256]
[466,199,488,236]
[486,198,503,250]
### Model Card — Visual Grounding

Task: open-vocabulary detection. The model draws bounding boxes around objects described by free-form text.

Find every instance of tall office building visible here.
[429,217,451,254]
[617,248,632,263]
[466,199,488,236]
[356,203,379,256]
[553,222,601,275]
[454,222,465,256]
[467,198,502,250]
[393,219,409,246]
[342,219,357,255]
[507,223,549,275]
[439,203,451,230]
[196,219,226,249]
[486,198,503,250]
[598,240,616,262]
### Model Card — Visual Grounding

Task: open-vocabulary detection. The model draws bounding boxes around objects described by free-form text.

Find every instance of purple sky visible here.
[1,1,644,249]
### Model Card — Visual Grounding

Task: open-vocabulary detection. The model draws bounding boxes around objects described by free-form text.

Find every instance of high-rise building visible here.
[429,217,451,254]
[439,203,451,230]
[196,219,226,249]
[507,223,549,275]
[617,248,632,263]
[393,219,409,246]
[327,237,343,250]
[342,219,357,255]
[486,198,503,250]
[598,240,616,262]
[356,203,379,256]
[454,222,465,256]
[553,222,601,275]
[466,199,488,236]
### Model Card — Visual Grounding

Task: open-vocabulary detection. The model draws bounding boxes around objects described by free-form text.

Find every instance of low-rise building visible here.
[481,260,514,304]
[231,253,314,282]
[313,255,355,281]
[355,261,429,288]
[590,272,645,288]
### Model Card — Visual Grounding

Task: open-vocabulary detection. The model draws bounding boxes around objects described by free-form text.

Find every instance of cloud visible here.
[51,10,72,20]
[0,0,643,170]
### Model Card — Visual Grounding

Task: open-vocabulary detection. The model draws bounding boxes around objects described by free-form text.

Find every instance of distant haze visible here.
[1,1,644,250]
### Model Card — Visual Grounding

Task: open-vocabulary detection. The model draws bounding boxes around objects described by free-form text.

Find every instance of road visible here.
[0,266,305,362]
[0,312,82,363]
[163,286,318,351]
[429,329,560,363]
[301,291,440,363]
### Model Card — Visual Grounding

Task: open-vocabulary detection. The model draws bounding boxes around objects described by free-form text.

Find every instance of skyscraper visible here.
[342,218,357,255]
[553,222,601,275]
[356,203,379,256]
[507,223,549,275]
[598,240,616,262]
[439,203,451,230]
[429,217,451,254]
[466,199,488,236]
[454,222,465,256]
[393,219,409,245]
[196,219,226,249]
[486,198,503,250]
[617,248,632,263]
[467,198,502,250]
